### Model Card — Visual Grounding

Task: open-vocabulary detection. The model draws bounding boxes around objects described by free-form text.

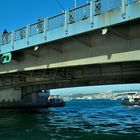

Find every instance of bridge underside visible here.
[0,19,140,93]
[0,60,140,102]
[0,61,140,90]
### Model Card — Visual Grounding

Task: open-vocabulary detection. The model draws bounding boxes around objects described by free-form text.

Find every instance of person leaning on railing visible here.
[2,29,9,45]
[20,28,26,39]
[37,17,44,34]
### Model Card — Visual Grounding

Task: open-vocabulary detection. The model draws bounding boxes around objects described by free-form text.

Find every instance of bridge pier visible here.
[31,92,38,104]
[0,87,39,106]
[21,87,38,104]
[0,87,21,102]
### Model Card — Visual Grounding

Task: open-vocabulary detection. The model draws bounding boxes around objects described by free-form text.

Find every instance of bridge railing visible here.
[99,0,122,14]
[15,27,26,41]
[0,32,11,45]
[48,13,65,31]
[0,0,139,50]
[69,3,90,23]
[128,0,138,4]
[30,20,44,36]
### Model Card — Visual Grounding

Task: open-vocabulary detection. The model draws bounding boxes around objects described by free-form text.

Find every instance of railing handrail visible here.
[1,32,11,36]
[69,2,90,12]
[15,27,26,32]
[48,12,65,20]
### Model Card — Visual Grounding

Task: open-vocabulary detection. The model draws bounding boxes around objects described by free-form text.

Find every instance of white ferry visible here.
[122,92,140,106]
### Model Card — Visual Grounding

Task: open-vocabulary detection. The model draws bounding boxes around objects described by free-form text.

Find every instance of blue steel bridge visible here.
[0,0,140,61]
[0,0,140,102]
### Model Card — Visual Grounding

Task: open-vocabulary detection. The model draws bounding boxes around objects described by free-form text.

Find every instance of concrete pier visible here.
[0,88,21,102]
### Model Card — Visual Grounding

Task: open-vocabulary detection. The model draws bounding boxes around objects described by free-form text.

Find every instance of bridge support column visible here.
[0,88,21,102]
[21,86,39,104]
[31,92,38,104]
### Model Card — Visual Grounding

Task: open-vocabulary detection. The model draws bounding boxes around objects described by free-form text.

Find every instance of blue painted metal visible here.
[100,0,122,14]
[128,0,137,4]
[49,13,65,31]
[90,0,94,27]
[65,11,68,34]
[0,0,140,59]
[122,0,127,18]
[69,3,90,22]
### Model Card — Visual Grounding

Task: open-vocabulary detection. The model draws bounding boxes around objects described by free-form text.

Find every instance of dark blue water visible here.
[0,100,140,140]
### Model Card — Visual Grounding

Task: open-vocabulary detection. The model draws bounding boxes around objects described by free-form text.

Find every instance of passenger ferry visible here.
[122,92,140,106]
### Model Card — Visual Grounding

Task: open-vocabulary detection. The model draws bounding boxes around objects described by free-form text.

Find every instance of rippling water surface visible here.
[0,99,140,140]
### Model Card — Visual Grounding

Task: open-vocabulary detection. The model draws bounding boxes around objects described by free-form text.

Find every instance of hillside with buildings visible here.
[62,90,140,101]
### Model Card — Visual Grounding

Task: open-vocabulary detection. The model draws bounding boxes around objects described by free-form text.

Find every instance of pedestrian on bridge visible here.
[37,17,43,34]
[2,29,8,45]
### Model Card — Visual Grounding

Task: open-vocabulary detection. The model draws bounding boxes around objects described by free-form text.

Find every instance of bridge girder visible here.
[0,61,140,91]
[0,19,140,92]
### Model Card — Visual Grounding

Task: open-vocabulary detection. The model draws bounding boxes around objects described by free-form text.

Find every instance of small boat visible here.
[0,95,65,109]
[122,92,140,106]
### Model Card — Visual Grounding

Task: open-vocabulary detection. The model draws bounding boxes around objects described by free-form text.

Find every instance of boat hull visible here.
[122,101,140,106]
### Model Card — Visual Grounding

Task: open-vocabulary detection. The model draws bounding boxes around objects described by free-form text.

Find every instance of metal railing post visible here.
[11,31,15,49]
[0,35,1,53]
[90,0,94,27]
[0,33,1,43]
[122,0,127,19]
[44,18,48,40]
[65,10,68,34]
[74,0,77,19]
[26,25,30,45]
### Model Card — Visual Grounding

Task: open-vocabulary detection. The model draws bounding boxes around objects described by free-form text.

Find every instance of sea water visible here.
[0,99,140,140]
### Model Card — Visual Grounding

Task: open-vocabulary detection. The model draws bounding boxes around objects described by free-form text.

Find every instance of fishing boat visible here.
[122,92,140,106]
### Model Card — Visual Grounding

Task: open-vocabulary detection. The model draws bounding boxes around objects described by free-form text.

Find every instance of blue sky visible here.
[0,0,87,32]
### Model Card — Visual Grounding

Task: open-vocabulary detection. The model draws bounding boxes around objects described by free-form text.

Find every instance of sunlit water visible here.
[0,99,140,140]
